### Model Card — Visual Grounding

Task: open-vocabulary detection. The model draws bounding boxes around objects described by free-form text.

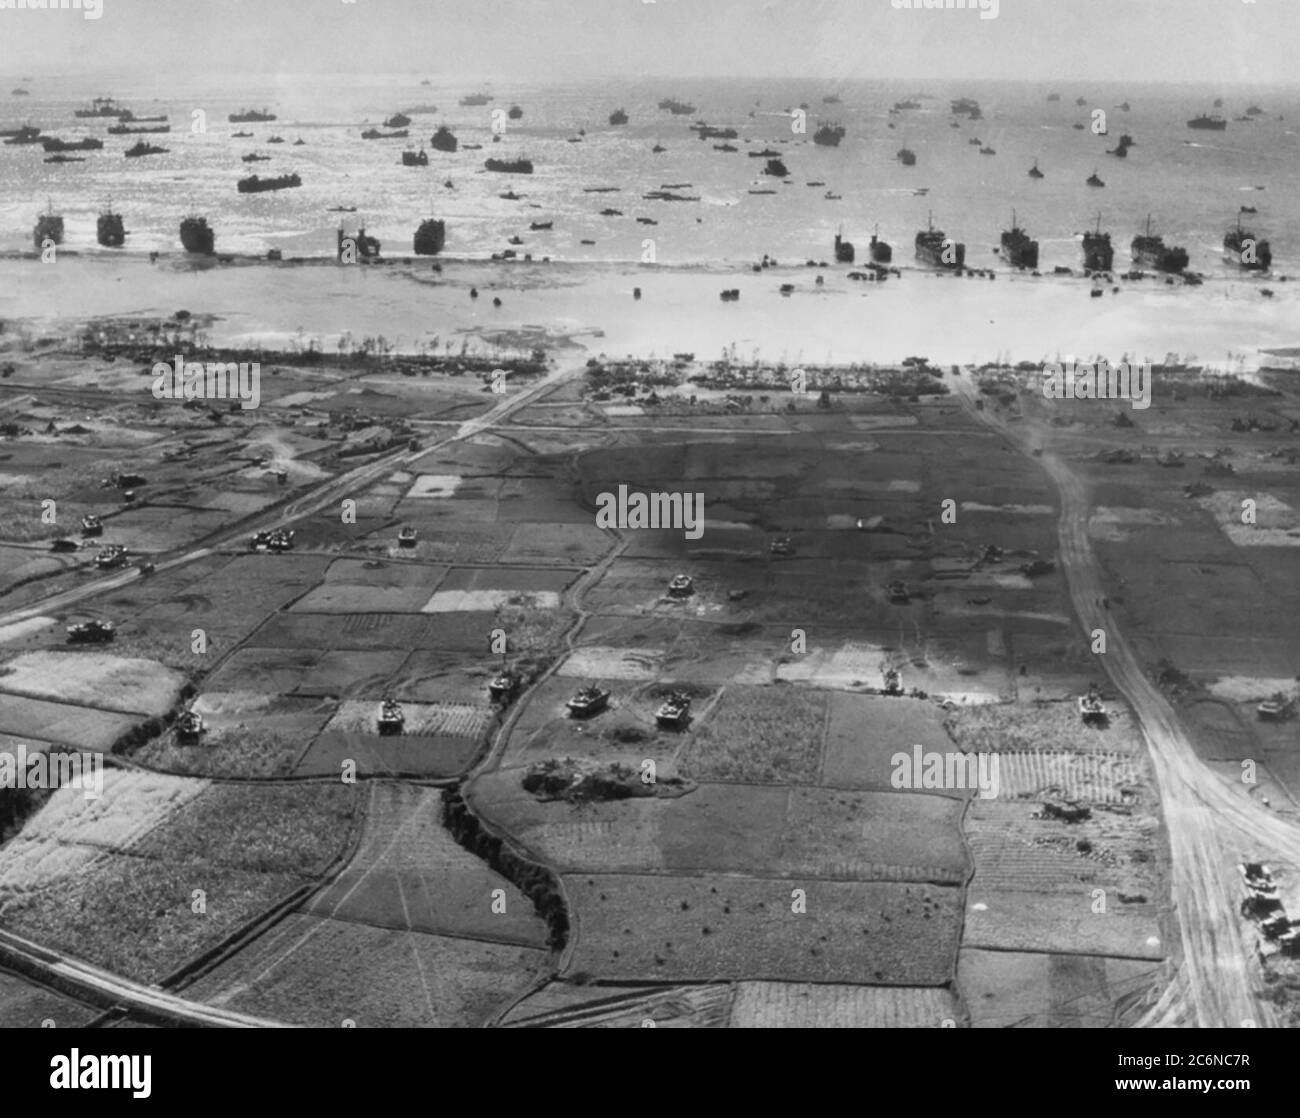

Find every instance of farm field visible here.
[304,783,547,947]
[0,781,359,983]
[0,972,99,1029]
[958,948,1161,1028]
[501,983,733,1028]
[471,776,968,882]
[0,651,185,716]
[729,982,960,1028]
[187,913,549,1027]
[561,874,962,984]
[821,693,957,789]
[962,889,1164,959]
[676,684,829,784]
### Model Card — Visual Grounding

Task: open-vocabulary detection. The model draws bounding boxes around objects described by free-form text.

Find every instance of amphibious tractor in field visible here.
[377,696,406,735]
[567,685,610,718]
[654,691,692,730]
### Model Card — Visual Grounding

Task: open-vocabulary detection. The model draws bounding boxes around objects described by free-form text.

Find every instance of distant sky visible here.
[2,0,1296,84]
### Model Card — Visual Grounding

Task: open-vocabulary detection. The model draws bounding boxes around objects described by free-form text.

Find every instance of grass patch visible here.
[678,685,827,783]
[132,729,305,778]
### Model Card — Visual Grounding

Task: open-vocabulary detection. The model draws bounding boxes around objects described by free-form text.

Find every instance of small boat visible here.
[401,148,429,167]
[897,147,916,166]
[44,154,85,164]
[566,685,611,718]
[385,112,412,128]
[979,146,996,155]
[459,93,492,107]
[241,153,271,162]
[361,128,408,140]
[508,105,523,120]
[266,135,285,144]
[1086,169,1105,187]
[1028,160,1044,179]
[231,130,253,138]
[609,108,629,126]
[485,157,534,174]
[328,205,357,213]
[651,143,666,153]
[528,220,553,230]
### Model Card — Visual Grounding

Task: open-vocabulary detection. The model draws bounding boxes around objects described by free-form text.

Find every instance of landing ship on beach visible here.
[1083,215,1113,272]
[33,204,63,251]
[180,215,215,254]
[915,214,964,270]
[1000,210,1039,269]
[97,208,125,248]
[413,218,447,255]
[1224,216,1271,270]
[1131,215,1188,273]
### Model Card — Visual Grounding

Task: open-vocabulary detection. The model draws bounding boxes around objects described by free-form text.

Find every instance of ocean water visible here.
[2,75,1298,274]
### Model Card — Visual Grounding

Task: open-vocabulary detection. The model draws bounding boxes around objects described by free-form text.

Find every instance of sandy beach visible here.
[2,253,1295,371]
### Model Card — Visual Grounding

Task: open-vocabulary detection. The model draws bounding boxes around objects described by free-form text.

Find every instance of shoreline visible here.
[2,250,1297,370]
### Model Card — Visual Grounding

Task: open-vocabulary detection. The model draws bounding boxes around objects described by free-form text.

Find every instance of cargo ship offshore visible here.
[1131,216,1189,273]
[915,214,964,269]
[1224,216,1271,270]
[1082,215,1113,272]
[1187,114,1227,131]
[1000,211,1039,269]
[229,108,276,123]
[237,172,302,193]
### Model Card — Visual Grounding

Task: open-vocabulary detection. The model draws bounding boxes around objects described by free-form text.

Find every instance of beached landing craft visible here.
[337,225,380,260]
[1082,214,1113,271]
[1224,215,1271,270]
[413,218,447,255]
[97,208,125,248]
[915,214,964,270]
[1086,168,1105,187]
[609,108,628,126]
[897,147,916,166]
[361,128,408,139]
[32,203,63,250]
[834,230,854,263]
[1000,210,1039,269]
[1028,159,1044,178]
[402,148,428,166]
[870,228,892,264]
[180,215,215,254]
[1132,215,1189,272]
